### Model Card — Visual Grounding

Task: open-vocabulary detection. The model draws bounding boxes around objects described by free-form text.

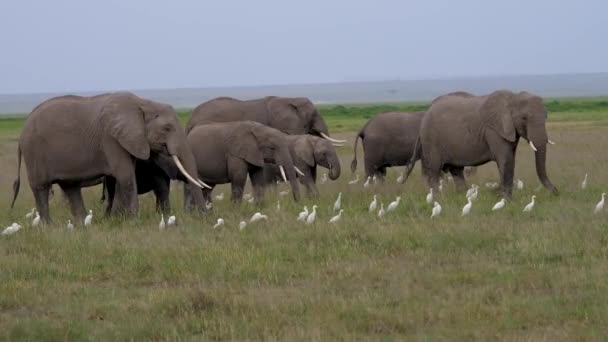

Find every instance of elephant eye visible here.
[162,124,172,133]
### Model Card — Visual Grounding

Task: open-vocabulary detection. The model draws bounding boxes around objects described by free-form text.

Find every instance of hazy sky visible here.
[0,0,606,94]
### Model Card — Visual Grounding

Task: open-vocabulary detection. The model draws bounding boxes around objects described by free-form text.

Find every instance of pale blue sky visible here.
[0,0,606,94]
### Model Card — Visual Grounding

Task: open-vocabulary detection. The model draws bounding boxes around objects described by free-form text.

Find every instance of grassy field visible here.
[1,97,608,339]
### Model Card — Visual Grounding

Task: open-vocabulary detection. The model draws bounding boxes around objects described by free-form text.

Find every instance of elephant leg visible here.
[228,157,247,203]
[377,167,387,183]
[104,176,116,217]
[488,137,516,199]
[183,183,193,212]
[450,167,467,192]
[299,166,318,198]
[32,184,52,224]
[311,166,317,183]
[250,168,266,204]
[59,184,87,223]
[153,178,171,214]
[422,156,441,193]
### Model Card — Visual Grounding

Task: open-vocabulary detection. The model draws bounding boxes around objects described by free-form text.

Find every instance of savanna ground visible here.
[1,97,608,340]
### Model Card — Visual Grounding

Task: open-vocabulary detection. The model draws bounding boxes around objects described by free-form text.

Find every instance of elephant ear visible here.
[481,91,516,142]
[293,136,315,167]
[102,99,150,160]
[266,97,304,134]
[228,127,264,167]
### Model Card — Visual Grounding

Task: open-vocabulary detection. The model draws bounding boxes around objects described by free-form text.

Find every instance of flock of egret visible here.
[2,171,605,236]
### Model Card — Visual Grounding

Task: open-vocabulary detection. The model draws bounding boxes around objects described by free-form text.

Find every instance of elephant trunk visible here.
[278,149,301,202]
[328,156,341,180]
[527,122,558,195]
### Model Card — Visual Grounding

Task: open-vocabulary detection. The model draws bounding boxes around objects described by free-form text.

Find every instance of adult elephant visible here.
[351,111,425,181]
[404,90,558,198]
[185,121,301,205]
[266,135,341,197]
[101,153,186,215]
[11,92,209,223]
[186,96,346,144]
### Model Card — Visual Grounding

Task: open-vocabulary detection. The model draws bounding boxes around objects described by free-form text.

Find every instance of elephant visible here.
[265,134,341,197]
[404,90,558,198]
[186,96,346,144]
[351,111,425,181]
[101,153,186,215]
[184,121,301,206]
[10,92,208,223]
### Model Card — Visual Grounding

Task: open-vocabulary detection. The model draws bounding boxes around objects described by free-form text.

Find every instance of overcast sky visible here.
[0,0,606,94]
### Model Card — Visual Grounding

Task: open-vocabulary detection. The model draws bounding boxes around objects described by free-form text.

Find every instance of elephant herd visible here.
[9,89,558,225]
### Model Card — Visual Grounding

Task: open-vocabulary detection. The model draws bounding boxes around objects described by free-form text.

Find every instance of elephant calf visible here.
[185,121,301,206]
[265,135,341,197]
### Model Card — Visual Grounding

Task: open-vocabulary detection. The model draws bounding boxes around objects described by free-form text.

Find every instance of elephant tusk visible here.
[529,141,538,152]
[320,132,347,144]
[172,155,209,189]
[197,178,213,189]
[279,165,288,182]
[548,139,556,145]
[294,166,306,177]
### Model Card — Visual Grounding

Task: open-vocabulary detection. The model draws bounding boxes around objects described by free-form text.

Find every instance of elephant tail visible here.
[403,136,421,184]
[10,145,21,209]
[100,178,106,203]
[350,130,364,173]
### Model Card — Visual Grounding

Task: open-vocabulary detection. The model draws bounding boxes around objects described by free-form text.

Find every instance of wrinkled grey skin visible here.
[266,135,341,197]
[11,92,205,223]
[351,111,425,181]
[187,96,334,137]
[185,121,301,206]
[405,90,558,198]
[101,153,186,215]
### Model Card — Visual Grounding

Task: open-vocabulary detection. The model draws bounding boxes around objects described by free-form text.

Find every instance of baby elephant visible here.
[266,135,341,197]
[185,121,301,206]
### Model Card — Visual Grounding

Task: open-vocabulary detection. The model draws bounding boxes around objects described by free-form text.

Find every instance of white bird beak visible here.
[279,165,288,182]
[294,166,306,177]
[172,156,211,189]
[529,141,538,152]
[548,139,555,145]
[320,132,347,144]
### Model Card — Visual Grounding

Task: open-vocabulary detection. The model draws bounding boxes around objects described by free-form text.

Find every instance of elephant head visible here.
[294,135,341,180]
[482,90,558,194]
[101,93,209,207]
[230,122,301,202]
[266,97,346,145]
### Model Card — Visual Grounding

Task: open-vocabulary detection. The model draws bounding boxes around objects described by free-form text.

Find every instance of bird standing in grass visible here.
[320,173,328,184]
[492,198,506,211]
[32,211,40,227]
[426,188,434,204]
[523,195,536,212]
[297,206,309,221]
[396,172,404,184]
[363,176,371,188]
[377,203,385,218]
[348,174,360,185]
[213,218,225,229]
[167,214,176,227]
[159,214,166,230]
[333,192,342,212]
[594,193,605,214]
[250,212,268,223]
[214,192,224,201]
[516,179,524,190]
[306,205,318,225]
[2,223,21,235]
[239,221,247,230]
[67,220,74,231]
[329,210,343,224]
[581,174,588,190]
[84,209,93,226]
[368,195,378,213]
[387,196,401,213]
[431,202,442,218]
[25,208,36,219]
[462,197,472,216]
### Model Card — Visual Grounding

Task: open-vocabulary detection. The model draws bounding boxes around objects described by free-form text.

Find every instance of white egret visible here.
[378,203,385,218]
[431,201,442,218]
[320,173,328,184]
[333,192,342,212]
[439,179,444,192]
[372,175,377,184]
[426,188,434,204]
[250,212,268,223]
[594,193,605,214]
[32,211,41,227]
[329,210,343,224]
[516,179,524,190]
[348,174,360,185]
[306,205,318,225]
[368,195,378,213]
[214,192,224,201]
[492,198,506,211]
[84,210,93,226]
[485,182,499,189]
[462,197,472,216]
[205,201,213,211]
[67,219,74,231]
[213,218,225,229]
[297,206,309,221]
[469,187,479,201]
[159,214,166,230]
[279,190,290,197]
[523,195,536,212]
[466,184,478,199]
[396,172,404,184]
[387,196,401,213]
[363,176,371,188]
[239,221,247,230]
[243,193,253,201]
[25,208,36,219]
[167,214,176,226]
[581,174,588,190]
[2,223,21,235]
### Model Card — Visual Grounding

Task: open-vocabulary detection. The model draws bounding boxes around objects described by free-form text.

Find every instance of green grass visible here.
[1,97,608,339]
